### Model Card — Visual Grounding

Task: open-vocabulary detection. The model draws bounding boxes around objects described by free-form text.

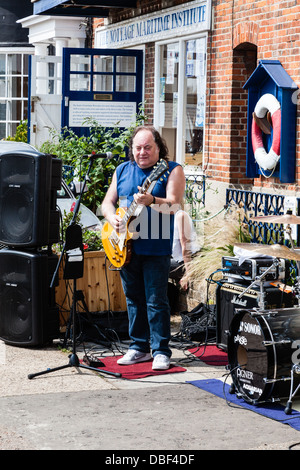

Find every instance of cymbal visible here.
[234,243,300,261]
[251,214,300,225]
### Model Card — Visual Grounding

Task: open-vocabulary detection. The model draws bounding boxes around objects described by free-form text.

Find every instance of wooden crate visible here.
[56,250,127,325]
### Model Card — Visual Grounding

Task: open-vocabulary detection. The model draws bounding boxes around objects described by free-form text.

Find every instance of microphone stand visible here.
[28,155,121,380]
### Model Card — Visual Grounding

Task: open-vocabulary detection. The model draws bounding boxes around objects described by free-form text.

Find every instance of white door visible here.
[29,55,62,149]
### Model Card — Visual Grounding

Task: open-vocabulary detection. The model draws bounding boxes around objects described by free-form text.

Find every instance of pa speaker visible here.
[216,281,295,351]
[0,248,59,346]
[0,148,62,247]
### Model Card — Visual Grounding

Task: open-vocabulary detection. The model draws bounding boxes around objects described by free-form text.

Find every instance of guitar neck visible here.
[122,177,152,223]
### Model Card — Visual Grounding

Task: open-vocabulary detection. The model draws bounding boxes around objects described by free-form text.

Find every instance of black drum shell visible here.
[228,307,300,403]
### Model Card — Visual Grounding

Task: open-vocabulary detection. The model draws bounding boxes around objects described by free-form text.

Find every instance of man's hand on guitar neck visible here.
[133,188,154,207]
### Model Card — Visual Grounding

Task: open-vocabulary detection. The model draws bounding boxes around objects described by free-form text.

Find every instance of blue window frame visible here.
[62,47,143,136]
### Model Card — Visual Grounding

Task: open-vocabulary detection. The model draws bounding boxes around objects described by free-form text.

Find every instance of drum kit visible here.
[227,212,300,414]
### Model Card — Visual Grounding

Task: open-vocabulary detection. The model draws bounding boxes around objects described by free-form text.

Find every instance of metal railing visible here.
[226,188,300,247]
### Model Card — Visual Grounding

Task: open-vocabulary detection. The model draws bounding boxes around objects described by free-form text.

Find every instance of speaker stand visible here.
[28,278,121,380]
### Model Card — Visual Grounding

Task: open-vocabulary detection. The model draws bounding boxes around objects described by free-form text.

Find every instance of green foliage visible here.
[40,105,147,213]
[54,209,103,253]
[5,120,28,142]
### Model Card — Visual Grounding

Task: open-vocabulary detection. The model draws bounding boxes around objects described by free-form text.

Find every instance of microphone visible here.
[83,151,116,159]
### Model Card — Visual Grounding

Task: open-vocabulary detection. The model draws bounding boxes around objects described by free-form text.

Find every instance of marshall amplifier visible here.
[221,256,289,282]
[216,281,295,351]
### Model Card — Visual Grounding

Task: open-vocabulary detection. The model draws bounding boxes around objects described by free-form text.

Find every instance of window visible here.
[69,52,137,94]
[0,49,32,139]
[154,36,207,166]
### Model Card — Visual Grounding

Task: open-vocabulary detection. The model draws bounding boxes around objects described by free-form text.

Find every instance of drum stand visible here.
[286,226,300,307]
[284,365,300,414]
[229,260,277,397]
[281,225,300,413]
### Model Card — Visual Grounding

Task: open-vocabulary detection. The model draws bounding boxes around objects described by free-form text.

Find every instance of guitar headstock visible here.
[148,159,169,183]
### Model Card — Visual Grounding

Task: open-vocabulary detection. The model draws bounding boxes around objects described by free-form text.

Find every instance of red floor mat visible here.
[188,344,228,366]
[82,355,186,379]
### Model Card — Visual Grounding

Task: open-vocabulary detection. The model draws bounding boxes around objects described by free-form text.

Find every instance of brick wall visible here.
[206,0,300,189]
[94,0,300,190]
[94,0,193,125]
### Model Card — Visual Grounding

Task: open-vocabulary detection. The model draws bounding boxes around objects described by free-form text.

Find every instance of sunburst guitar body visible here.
[102,206,134,268]
[101,159,169,269]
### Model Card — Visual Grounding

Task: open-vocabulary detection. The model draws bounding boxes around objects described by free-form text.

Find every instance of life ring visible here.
[251,93,281,171]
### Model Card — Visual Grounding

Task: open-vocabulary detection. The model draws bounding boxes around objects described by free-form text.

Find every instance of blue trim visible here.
[61,47,143,137]
[34,0,67,14]
[244,60,298,183]
[244,60,298,90]
[33,0,137,17]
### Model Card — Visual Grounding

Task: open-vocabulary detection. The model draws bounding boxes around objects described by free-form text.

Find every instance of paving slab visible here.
[0,339,300,451]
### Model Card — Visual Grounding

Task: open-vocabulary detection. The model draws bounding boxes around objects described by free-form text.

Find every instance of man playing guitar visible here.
[101,126,185,370]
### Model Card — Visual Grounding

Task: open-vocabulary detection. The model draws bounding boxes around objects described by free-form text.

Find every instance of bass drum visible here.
[228,308,300,404]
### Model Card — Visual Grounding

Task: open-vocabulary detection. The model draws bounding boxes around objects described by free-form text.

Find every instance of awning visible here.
[32,0,137,17]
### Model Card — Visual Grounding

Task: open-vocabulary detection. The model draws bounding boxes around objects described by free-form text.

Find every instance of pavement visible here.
[0,319,300,453]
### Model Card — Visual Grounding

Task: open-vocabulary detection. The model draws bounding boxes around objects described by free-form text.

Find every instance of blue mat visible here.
[188,378,300,432]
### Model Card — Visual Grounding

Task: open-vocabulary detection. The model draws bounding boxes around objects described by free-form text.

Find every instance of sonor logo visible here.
[240,321,261,336]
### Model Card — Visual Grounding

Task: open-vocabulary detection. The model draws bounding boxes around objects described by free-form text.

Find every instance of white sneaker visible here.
[117,349,152,365]
[152,354,170,370]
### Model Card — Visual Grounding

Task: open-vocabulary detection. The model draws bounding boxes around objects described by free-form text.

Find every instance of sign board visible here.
[95,0,212,49]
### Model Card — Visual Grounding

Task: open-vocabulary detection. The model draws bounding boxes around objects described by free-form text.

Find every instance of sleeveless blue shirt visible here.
[116,160,180,256]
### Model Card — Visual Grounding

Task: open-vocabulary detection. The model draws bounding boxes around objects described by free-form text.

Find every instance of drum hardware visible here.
[262,340,292,346]
[294,365,300,374]
[235,242,300,307]
[237,259,280,311]
[280,224,300,305]
[285,364,300,414]
[263,377,292,384]
[250,213,300,298]
[250,309,279,317]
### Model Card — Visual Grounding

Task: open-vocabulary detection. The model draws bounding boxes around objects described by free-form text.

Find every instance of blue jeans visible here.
[120,253,171,358]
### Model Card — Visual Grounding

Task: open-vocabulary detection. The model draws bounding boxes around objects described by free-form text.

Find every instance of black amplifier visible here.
[222,256,289,282]
[216,281,295,351]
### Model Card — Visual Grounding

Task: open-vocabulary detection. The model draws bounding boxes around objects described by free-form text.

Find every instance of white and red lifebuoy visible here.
[251,93,281,171]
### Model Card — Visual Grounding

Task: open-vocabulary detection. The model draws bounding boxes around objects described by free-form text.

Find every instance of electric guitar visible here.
[101,159,169,268]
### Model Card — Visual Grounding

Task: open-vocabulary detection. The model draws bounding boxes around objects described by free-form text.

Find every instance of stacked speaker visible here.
[0,143,62,346]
